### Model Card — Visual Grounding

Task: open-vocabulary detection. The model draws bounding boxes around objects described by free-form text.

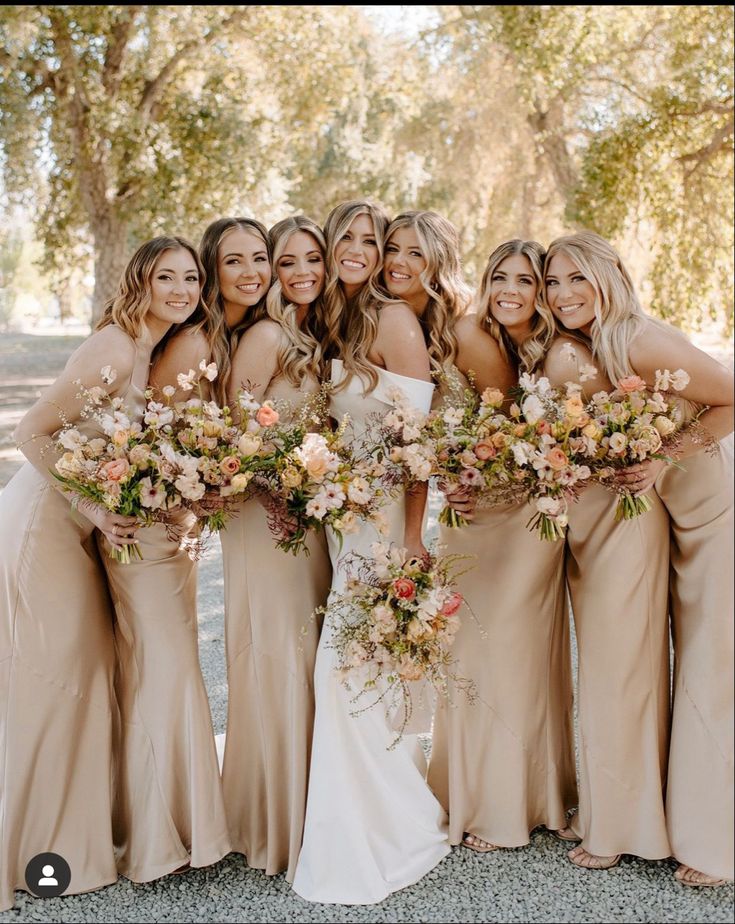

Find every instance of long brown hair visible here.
[96,236,205,339]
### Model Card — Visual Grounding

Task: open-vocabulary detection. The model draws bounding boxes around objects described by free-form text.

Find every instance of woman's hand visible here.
[188,490,227,519]
[403,534,429,565]
[614,458,667,496]
[75,497,140,550]
[440,483,477,521]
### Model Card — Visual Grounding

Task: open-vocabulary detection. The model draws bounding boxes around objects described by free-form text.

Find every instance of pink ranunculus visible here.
[617,375,647,393]
[393,577,417,601]
[256,405,280,427]
[99,457,131,482]
[440,592,463,617]
[536,420,551,436]
[219,455,241,476]
[474,439,497,461]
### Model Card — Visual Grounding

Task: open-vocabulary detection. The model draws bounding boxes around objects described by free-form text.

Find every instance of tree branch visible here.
[103,6,143,97]
[678,114,734,177]
[138,8,249,122]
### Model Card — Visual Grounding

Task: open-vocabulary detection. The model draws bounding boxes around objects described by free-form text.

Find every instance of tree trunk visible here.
[91,216,129,327]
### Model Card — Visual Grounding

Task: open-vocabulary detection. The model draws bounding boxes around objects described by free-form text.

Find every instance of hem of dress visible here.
[118,838,231,884]
[448,814,575,849]
[292,843,451,905]
[670,846,734,882]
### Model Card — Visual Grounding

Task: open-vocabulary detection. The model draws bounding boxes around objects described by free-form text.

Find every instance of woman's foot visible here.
[674,864,727,887]
[568,846,621,869]
[462,833,499,853]
[553,826,581,842]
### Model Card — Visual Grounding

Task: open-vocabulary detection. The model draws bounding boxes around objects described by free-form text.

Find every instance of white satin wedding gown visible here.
[292,359,450,904]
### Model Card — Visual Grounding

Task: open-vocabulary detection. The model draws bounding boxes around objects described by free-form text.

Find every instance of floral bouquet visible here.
[371,386,436,488]
[502,372,595,541]
[318,542,474,746]
[581,368,688,520]
[257,412,388,556]
[422,374,517,528]
[53,367,183,562]
[150,364,280,534]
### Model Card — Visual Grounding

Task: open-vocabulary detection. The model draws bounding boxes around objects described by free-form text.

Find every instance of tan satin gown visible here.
[221,374,331,882]
[0,341,151,909]
[98,342,231,882]
[427,370,577,846]
[565,481,672,859]
[657,425,734,880]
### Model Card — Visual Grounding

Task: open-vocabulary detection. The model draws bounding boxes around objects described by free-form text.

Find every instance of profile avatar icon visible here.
[38,865,58,886]
[24,852,71,897]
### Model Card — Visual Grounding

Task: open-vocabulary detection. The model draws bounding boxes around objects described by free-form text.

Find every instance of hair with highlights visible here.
[265,215,327,387]
[322,199,391,392]
[96,236,205,341]
[476,239,553,373]
[543,231,649,385]
[191,217,271,404]
[384,210,470,377]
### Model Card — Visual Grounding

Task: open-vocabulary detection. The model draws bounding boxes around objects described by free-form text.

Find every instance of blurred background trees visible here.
[1,5,732,331]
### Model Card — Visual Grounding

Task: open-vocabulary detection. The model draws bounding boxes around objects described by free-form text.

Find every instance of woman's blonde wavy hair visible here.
[265,216,328,387]
[322,199,390,392]
[383,211,470,377]
[476,239,554,373]
[96,236,205,341]
[192,217,271,404]
[543,231,649,385]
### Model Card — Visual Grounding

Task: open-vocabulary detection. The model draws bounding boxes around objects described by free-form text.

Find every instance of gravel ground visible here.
[1,333,733,923]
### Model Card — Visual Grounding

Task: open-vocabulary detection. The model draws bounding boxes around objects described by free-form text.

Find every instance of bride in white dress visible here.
[292,202,452,904]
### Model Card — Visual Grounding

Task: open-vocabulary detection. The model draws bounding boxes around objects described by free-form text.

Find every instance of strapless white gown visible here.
[292,360,450,905]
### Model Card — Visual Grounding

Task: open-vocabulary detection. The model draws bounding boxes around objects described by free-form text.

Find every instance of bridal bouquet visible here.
[580,368,688,520]
[257,413,388,556]
[319,542,473,746]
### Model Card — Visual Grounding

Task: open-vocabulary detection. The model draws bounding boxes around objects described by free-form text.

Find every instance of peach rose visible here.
[219,456,241,476]
[256,405,280,427]
[474,439,497,461]
[545,447,569,471]
[563,396,585,419]
[481,387,504,407]
[618,375,647,393]
[99,457,130,482]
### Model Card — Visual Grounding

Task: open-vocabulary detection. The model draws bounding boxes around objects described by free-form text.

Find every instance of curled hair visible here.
[192,217,271,404]
[476,239,554,373]
[322,199,390,392]
[383,210,470,377]
[543,231,647,385]
[96,236,205,340]
[265,215,327,387]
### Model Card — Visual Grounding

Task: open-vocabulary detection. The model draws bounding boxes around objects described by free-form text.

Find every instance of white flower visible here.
[237,390,260,413]
[176,370,197,392]
[144,403,174,428]
[521,394,545,425]
[579,364,598,383]
[536,496,565,516]
[653,415,676,437]
[442,407,464,428]
[199,360,218,381]
[100,365,117,385]
[608,432,627,454]
[347,476,372,505]
[511,441,534,466]
[305,497,328,520]
[238,432,262,456]
[670,369,690,391]
[139,477,167,510]
[59,428,86,451]
[162,385,176,398]
[560,342,577,363]
[175,473,206,501]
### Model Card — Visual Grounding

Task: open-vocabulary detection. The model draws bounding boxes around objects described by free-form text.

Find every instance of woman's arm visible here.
[454,315,517,396]
[227,320,283,418]
[13,326,139,548]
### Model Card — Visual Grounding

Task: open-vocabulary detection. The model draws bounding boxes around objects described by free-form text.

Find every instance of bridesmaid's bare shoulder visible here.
[66,325,136,392]
[152,326,210,390]
[455,314,515,393]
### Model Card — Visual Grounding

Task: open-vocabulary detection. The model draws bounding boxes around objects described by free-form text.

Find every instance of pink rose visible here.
[99,457,130,482]
[441,592,463,617]
[618,375,647,393]
[474,439,497,461]
[393,577,417,601]
[256,405,280,427]
[545,447,568,471]
[219,456,241,476]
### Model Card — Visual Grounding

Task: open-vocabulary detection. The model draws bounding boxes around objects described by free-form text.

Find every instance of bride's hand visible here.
[403,534,429,565]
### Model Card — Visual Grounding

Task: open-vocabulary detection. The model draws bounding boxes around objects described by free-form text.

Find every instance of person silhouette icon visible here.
[37,865,58,886]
